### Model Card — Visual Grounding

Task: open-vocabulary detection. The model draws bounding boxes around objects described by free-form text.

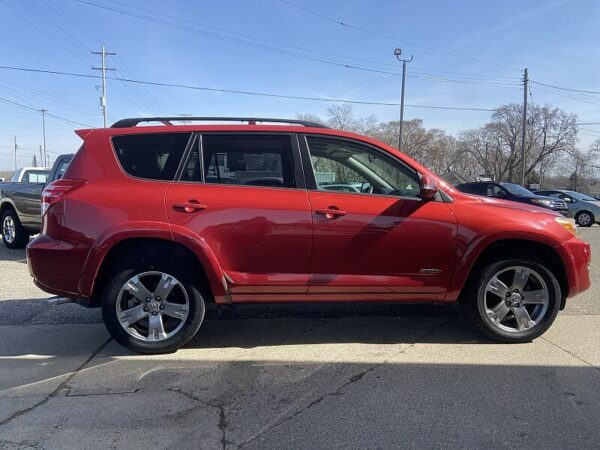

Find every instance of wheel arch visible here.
[85,234,226,307]
[449,238,569,306]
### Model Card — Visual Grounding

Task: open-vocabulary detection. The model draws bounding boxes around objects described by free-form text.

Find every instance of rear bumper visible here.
[555,237,592,297]
[27,234,90,300]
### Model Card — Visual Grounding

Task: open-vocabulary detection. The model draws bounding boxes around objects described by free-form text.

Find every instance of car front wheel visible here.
[461,258,561,343]
[101,255,206,354]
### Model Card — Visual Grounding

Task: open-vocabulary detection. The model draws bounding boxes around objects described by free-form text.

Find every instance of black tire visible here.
[101,253,206,354]
[575,211,594,227]
[1,208,30,249]
[460,257,561,343]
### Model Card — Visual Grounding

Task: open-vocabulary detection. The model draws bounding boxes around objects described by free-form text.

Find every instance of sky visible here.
[0,0,599,170]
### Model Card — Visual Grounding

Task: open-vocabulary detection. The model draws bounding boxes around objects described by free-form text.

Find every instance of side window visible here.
[201,134,295,188]
[112,133,192,181]
[54,159,71,180]
[487,184,506,198]
[305,136,420,198]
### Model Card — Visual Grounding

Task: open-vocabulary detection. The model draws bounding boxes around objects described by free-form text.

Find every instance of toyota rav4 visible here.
[27,117,591,353]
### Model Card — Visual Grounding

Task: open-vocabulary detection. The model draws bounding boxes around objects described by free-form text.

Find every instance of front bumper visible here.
[555,237,592,297]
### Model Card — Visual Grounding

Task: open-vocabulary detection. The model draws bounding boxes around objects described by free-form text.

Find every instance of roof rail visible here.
[110,117,329,129]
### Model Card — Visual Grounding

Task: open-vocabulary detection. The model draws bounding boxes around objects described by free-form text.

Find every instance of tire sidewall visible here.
[1,209,29,249]
[101,258,206,354]
[474,258,561,342]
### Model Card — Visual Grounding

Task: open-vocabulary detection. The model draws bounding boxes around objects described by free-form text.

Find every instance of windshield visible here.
[565,191,597,201]
[501,183,533,196]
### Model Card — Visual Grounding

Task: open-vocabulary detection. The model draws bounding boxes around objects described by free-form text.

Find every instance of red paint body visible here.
[27,125,591,305]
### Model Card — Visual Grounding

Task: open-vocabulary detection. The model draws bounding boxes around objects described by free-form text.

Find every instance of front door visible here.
[166,133,313,299]
[303,135,457,300]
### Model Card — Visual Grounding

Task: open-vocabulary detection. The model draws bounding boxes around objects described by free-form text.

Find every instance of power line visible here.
[74,0,520,87]
[531,80,600,95]
[0,96,94,128]
[277,0,521,72]
[0,64,496,111]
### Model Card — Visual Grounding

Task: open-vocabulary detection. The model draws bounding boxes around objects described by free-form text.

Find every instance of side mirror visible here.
[419,175,438,200]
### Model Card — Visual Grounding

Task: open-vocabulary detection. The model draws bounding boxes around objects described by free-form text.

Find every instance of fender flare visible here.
[445,226,564,302]
[79,221,226,300]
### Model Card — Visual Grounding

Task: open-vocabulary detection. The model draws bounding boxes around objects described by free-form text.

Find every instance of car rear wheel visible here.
[101,255,206,354]
[575,211,594,227]
[461,258,561,343]
[1,208,30,249]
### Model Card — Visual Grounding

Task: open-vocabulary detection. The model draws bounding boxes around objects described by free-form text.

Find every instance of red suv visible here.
[27,117,591,353]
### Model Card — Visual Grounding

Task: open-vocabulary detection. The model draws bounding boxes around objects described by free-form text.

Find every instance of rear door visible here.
[165,133,313,299]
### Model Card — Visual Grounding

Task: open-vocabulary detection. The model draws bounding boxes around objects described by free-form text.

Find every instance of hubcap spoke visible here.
[153,274,178,300]
[486,276,510,298]
[521,289,549,305]
[148,314,167,340]
[124,276,153,302]
[117,304,147,327]
[487,301,511,323]
[162,301,189,320]
[512,267,531,292]
[512,306,536,331]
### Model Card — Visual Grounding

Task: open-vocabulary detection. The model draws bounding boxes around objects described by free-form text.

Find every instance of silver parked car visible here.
[534,189,600,226]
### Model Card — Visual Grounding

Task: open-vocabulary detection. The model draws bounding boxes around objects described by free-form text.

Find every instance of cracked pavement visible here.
[0,227,599,449]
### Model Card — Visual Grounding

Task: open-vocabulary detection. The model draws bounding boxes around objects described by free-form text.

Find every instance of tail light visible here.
[41,179,86,215]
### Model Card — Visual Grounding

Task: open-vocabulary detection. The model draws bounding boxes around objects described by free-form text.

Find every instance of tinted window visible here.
[112,133,191,181]
[306,136,420,198]
[487,184,507,198]
[54,158,71,180]
[200,134,295,188]
[457,183,485,195]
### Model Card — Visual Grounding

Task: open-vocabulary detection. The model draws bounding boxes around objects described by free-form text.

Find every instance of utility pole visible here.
[92,46,116,128]
[39,108,47,167]
[394,48,413,150]
[13,136,17,171]
[39,145,43,168]
[520,68,528,187]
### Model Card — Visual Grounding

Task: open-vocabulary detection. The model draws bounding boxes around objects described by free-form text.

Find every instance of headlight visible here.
[555,217,580,237]
[531,198,552,206]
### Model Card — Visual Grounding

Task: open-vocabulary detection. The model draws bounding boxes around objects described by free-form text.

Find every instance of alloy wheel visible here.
[116,271,190,342]
[480,265,549,333]
[2,216,15,244]
[577,212,592,227]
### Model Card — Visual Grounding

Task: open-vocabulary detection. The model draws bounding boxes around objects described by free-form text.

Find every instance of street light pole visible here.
[394,48,413,150]
[40,108,47,167]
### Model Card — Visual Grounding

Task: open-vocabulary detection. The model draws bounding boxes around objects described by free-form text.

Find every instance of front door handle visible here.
[315,207,347,220]
[172,200,207,213]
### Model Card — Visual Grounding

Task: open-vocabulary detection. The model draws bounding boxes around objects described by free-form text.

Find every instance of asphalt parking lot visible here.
[0,228,599,449]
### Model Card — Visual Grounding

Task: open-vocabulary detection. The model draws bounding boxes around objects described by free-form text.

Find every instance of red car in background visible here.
[27,117,591,353]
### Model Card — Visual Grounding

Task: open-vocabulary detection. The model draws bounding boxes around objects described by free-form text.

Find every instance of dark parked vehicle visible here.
[534,189,600,227]
[456,181,568,215]
[1,154,73,248]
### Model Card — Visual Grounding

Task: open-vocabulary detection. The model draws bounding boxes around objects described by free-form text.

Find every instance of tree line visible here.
[298,103,600,192]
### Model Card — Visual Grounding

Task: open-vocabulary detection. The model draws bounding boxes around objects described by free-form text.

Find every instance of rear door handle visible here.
[172,200,207,213]
[315,207,347,220]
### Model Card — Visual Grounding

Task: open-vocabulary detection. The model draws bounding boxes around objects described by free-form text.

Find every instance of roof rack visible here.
[110,117,329,129]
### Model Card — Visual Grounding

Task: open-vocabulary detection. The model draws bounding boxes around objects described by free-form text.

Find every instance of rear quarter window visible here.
[112,133,192,181]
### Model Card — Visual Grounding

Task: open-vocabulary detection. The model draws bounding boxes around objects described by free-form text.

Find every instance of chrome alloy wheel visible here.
[480,266,549,333]
[2,215,15,244]
[116,271,190,342]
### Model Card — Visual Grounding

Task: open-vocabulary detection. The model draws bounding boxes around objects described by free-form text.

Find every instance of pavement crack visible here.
[541,336,600,373]
[237,317,455,449]
[0,337,112,429]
